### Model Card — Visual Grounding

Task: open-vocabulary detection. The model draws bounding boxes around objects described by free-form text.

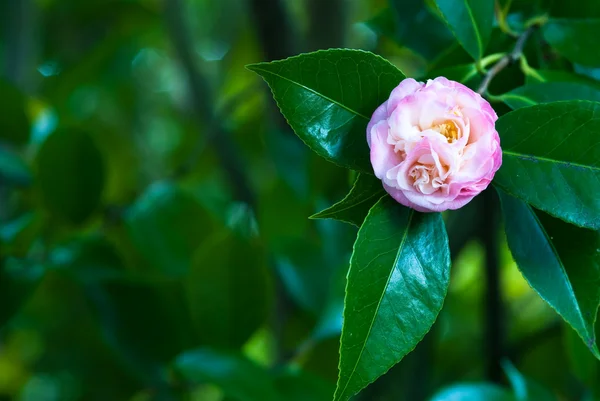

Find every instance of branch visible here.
[163,0,255,207]
[477,25,536,95]
[482,188,504,383]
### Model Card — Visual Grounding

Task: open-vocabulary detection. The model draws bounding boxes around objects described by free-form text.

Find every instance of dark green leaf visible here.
[88,279,195,373]
[429,383,515,401]
[388,1,455,60]
[434,0,495,60]
[0,258,44,328]
[525,69,600,89]
[493,101,600,230]
[0,79,30,145]
[275,369,334,401]
[175,348,280,401]
[543,19,600,67]
[186,231,272,349]
[0,146,32,186]
[247,49,405,173]
[502,360,557,401]
[36,128,105,224]
[500,83,600,109]
[125,182,214,276]
[310,174,385,227]
[497,190,600,359]
[334,196,450,401]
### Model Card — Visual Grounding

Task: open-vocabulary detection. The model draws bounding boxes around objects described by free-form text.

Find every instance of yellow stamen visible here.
[434,120,459,142]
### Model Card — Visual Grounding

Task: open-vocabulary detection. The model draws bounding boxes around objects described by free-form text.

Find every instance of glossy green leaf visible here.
[543,19,600,67]
[37,128,105,225]
[429,383,515,401]
[334,196,450,401]
[498,190,600,359]
[175,348,280,401]
[310,174,385,227]
[0,79,30,145]
[0,146,32,186]
[500,83,600,110]
[186,231,272,349]
[247,49,405,173]
[502,360,557,401]
[493,101,600,230]
[434,0,494,60]
[125,182,214,276]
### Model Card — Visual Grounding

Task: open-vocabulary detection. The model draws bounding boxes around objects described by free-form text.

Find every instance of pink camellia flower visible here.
[367,77,502,212]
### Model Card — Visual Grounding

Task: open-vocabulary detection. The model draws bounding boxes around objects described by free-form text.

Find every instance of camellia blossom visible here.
[366,77,502,212]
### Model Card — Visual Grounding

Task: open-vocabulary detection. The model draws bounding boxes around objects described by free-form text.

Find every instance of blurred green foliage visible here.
[0,0,599,400]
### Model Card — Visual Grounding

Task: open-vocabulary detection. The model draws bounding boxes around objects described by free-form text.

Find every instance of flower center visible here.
[433,120,460,143]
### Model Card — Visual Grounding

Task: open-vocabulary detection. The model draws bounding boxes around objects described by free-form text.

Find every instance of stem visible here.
[477,26,536,95]
[163,0,254,207]
[482,188,503,383]
[247,0,295,61]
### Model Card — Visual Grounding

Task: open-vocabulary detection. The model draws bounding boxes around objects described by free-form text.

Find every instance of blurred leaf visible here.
[500,82,600,109]
[0,146,32,186]
[335,196,450,401]
[0,258,44,329]
[310,174,385,227]
[0,79,30,145]
[386,1,455,60]
[89,279,195,377]
[0,213,43,258]
[175,348,280,401]
[274,369,334,401]
[493,101,600,230]
[497,190,600,359]
[434,0,494,61]
[36,128,105,225]
[543,19,600,67]
[502,360,557,401]
[429,383,515,401]
[247,49,405,173]
[125,182,214,276]
[186,230,272,349]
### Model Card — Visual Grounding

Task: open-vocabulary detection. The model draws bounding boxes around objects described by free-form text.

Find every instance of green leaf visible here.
[497,190,600,359]
[429,383,515,401]
[525,69,600,89]
[434,0,494,60]
[388,1,455,60]
[89,279,195,372]
[500,83,600,110]
[125,182,214,276]
[175,348,280,401]
[543,19,600,67]
[310,174,385,227]
[275,369,334,401]
[247,49,405,173]
[36,128,105,225]
[0,258,44,328]
[493,101,600,230]
[334,196,450,401]
[0,146,32,186]
[186,231,272,349]
[0,79,30,145]
[502,360,557,401]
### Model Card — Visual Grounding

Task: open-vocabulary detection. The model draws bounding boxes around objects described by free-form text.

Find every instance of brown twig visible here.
[477,25,536,95]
